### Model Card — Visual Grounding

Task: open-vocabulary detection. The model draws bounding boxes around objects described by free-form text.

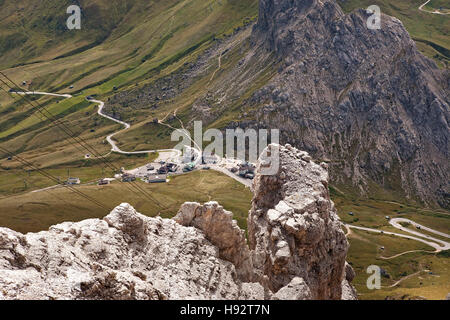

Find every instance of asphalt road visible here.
[346,220,450,252]
[13,91,251,187]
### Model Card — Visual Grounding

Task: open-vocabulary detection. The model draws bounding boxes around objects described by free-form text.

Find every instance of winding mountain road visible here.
[390,218,449,239]
[93,98,180,158]
[419,0,449,15]
[15,91,181,161]
[16,91,72,98]
[345,218,450,252]
[13,91,250,188]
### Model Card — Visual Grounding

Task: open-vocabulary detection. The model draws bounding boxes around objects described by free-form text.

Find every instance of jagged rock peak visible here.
[249,144,351,299]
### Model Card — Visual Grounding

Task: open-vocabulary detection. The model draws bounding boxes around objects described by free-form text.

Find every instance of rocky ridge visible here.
[0,145,355,300]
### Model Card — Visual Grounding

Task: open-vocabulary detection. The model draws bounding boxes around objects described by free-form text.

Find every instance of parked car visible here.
[245,173,254,179]
[122,174,136,182]
[98,179,110,186]
[166,163,178,172]
[158,167,169,174]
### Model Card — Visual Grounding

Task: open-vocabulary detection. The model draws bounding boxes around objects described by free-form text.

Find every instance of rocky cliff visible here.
[248,144,349,299]
[0,144,356,300]
[250,0,449,208]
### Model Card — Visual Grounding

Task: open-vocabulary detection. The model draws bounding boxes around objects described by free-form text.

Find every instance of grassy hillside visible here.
[0,0,259,168]
[0,0,258,88]
[424,0,449,13]
[333,194,450,300]
[0,0,142,69]
[0,170,253,233]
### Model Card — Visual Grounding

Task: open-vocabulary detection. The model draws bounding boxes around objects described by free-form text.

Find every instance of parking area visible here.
[119,149,256,189]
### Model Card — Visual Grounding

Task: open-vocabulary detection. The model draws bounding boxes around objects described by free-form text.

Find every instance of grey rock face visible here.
[0,145,355,300]
[0,203,263,300]
[174,201,253,281]
[341,262,358,300]
[273,277,312,300]
[248,144,349,299]
[251,0,449,208]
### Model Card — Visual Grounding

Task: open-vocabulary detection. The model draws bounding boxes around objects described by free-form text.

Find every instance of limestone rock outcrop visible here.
[174,201,253,281]
[0,203,264,300]
[341,262,358,300]
[248,144,349,299]
[0,144,355,300]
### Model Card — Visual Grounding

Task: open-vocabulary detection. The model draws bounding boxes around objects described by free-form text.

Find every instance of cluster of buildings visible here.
[119,172,168,184]
[64,177,113,186]
[118,162,174,184]
[61,149,222,190]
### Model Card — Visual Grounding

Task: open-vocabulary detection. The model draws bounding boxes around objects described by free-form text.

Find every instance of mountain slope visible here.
[336,0,449,68]
[0,0,141,68]
[247,0,449,207]
[0,0,448,209]
[0,0,258,166]
[104,0,449,208]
